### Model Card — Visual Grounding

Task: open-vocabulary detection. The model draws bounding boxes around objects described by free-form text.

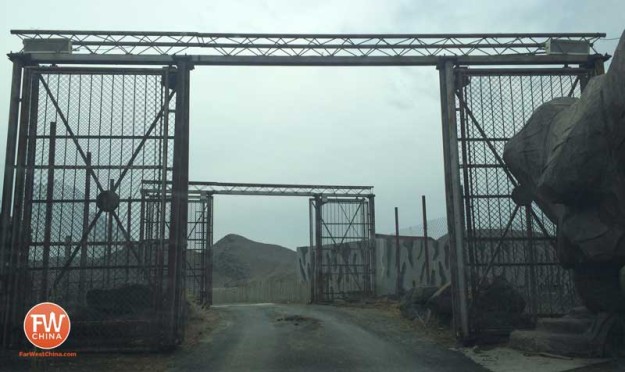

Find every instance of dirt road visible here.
[170,303,486,372]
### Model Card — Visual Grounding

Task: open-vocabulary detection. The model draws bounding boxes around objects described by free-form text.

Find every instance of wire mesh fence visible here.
[2,67,184,350]
[455,68,592,336]
[312,197,375,302]
[184,195,212,305]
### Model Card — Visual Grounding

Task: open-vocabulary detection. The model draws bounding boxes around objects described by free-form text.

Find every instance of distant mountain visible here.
[188,234,297,288]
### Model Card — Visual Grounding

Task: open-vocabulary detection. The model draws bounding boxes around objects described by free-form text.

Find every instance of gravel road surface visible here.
[169,303,486,372]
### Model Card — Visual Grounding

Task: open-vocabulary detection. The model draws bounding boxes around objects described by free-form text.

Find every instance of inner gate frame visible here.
[0,30,609,347]
[142,180,376,305]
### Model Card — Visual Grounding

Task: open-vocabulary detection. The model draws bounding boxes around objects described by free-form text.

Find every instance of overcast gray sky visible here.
[0,0,623,249]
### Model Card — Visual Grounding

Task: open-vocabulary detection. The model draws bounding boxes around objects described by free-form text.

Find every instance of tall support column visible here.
[308,198,315,302]
[205,193,214,306]
[198,195,206,304]
[394,207,401,295]
[78,152,91,300]
[167,59,192,344]
[0,61,23,275]
[0,60,23,349]
[438,59,470,340]
[41,121,57,301]
[367,195,376,296]
[313,195,323,303]
[422,195,431,285]
[6,68,38,348]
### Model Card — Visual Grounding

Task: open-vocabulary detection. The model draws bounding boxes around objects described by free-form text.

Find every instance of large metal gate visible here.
[450,67,597,339]
[311,197,375,302]
[1,66,189,350]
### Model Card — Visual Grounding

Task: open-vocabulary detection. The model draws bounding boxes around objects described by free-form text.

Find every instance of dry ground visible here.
[334,298,615,372]
[0,301,220,372]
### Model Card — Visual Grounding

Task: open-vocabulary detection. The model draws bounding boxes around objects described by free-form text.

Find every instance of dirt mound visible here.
[188,234,297,288]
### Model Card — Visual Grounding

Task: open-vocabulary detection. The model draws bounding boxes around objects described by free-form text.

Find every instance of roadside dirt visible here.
[334,297,457,347]
[1,301,219,372]
[333,298,615,372]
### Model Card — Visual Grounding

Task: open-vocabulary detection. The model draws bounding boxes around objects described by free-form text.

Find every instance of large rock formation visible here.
[503,31,625,312]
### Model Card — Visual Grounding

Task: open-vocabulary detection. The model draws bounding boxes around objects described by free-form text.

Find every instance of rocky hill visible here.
[188,234,297,288]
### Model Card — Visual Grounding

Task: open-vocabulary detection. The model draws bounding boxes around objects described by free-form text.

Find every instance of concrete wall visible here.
[297,240,372,299]
[296,232,576,314]
[375,234,450,294]
[296,234,451,296]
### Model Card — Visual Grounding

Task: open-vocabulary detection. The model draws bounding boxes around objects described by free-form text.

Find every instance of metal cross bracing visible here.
[134,192,212,306]
[310,197,375,302]
[0,64,192,350]
[8,30,607,66]
[440,64,604,341]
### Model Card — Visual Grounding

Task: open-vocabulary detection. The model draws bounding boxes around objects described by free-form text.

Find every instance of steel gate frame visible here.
[0,30,610,349]
[0,64,191,350]
[142,181,376,305]
[440,64,606,341]
[184,193,213,305]
[310,196,375,302]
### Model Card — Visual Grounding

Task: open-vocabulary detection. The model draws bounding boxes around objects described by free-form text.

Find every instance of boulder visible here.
[573,264,625,312]
[503,30,625,312]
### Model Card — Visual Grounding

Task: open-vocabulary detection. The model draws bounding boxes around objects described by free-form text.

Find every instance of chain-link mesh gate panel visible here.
[185,195,212,305]
[7,67,177,349]
[313,197,374,302]
[455,68,591,336]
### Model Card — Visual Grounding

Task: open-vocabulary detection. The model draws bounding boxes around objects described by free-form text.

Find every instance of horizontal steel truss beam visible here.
[9,53,608,67]
[142,180,373,197]
[11,30,604,58]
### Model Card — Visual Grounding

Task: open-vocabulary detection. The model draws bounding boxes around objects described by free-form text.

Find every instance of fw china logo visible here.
[23,302,71,349]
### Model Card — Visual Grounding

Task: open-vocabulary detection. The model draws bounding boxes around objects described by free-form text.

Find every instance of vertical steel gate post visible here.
[0,61,23,274]
[313,195,323,302]
[0,60,23,349]
[9,68,38,348]
[2,67,35,347]
[167,59,192,344]
[78,152,92,301]
[198,195,206,304]
[439,59,470,340]
[202,192,214,306]
[40,121,57,301]
[422,195,431,285]
[368,195,376,296]
[361,199,369,294]
[456,77,479,305]
[394,207,401,295]
[308,198,315,302]
[206,193,214,306]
